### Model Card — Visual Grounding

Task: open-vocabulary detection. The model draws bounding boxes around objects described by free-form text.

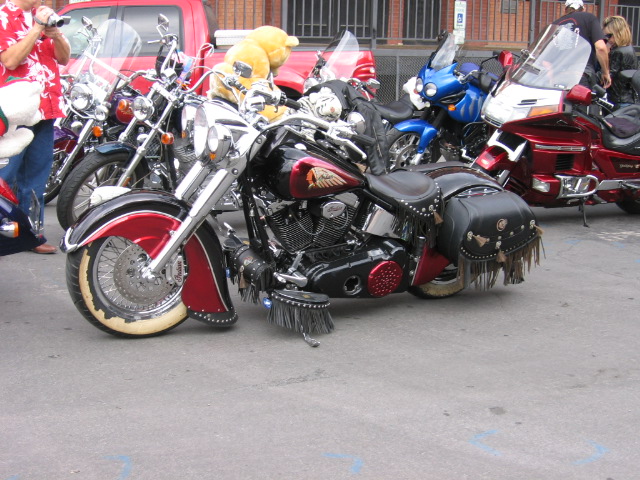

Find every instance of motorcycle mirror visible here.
[233,61,253,78]
[498,50,513,67]
[367,78,381,89]
[157,14,170,33]
[81,16,93,29]
[566,84,592,106]
[199,43,215,59]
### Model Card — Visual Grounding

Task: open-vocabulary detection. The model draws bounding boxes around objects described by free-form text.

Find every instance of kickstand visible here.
[579,202,590,228]
[302,332,320,347]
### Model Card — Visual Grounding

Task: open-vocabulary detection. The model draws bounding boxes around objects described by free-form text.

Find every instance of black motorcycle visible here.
[61,65,543,345]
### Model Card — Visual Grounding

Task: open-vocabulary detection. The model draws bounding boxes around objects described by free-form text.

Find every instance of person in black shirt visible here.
[553,0,611,89]
[603,15,638,108]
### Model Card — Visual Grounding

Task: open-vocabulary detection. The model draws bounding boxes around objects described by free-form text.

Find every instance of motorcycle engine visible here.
[262,192,359,253]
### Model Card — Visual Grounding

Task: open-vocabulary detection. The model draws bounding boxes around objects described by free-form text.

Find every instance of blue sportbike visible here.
[388,32,511,169]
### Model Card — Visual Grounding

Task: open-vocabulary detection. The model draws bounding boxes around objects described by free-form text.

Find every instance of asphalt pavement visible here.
[1,200,639,479]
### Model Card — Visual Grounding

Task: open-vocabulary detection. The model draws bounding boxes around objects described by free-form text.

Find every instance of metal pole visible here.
[371,0,378,49]
[281,0,288,33]
[529,0,537,45]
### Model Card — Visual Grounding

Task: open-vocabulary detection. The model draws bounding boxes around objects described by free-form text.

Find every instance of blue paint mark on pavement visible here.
[104,455,132,479]
[612,242,625,248]
[323,453,364,473]
[573,440,609,465]
[564,239,581,245]
[469,430,501,456]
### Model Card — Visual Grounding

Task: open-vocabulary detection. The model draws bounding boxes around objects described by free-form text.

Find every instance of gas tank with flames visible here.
[257,140,365,200]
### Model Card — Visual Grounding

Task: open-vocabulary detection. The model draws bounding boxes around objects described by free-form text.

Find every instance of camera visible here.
[37,13,71,28]
[47,13,71,27]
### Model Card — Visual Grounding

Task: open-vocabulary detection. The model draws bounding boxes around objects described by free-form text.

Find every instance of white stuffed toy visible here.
[0,78,43,158]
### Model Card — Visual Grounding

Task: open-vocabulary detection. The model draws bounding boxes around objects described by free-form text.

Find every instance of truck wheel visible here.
[56,151,146,229]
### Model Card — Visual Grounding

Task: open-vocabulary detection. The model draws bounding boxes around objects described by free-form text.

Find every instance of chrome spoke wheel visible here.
[92,236,183,319]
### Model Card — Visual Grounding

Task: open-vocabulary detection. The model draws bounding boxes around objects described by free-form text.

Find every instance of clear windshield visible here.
[63,19,142,88]
[316,30,361,82]
[507,24,591,90]
[430,33,457,71]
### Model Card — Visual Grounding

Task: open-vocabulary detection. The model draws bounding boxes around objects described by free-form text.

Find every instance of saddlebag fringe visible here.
[267,290,334,334]
[231,245,273,304]
[392,207,439,247]
[459,233,543,289]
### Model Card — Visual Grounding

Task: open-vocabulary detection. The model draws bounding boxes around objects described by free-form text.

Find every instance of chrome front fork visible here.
[54,119,96,183]
[141,166,240,279]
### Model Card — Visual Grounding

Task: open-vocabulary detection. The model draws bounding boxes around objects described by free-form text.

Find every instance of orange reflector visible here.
[92,126,103,137]
[10,222,19,238]
[448,104,456,111]
[118,99,131,111]
[529,105,559,117]
[181,131,187,139]
[209,153,217,161]
[161,132,174,145]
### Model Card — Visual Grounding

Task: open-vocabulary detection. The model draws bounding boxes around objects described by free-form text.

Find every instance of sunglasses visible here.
[605,33,613,40]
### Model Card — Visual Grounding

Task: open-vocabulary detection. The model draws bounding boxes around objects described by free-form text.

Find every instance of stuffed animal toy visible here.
[0,78,43,158]
[208,26,299,121]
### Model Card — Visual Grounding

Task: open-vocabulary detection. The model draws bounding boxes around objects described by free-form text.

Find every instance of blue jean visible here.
[0,119,54,226]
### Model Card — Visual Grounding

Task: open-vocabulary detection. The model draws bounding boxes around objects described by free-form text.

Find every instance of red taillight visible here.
[0,178,18,204]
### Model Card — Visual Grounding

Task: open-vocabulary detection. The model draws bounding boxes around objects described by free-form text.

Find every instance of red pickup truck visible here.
[57,0,377,98]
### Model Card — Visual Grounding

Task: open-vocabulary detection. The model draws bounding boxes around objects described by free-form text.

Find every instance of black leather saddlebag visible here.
[437,190,543,288]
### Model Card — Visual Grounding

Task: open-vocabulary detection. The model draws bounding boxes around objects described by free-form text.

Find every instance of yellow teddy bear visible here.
[208,26,299,121]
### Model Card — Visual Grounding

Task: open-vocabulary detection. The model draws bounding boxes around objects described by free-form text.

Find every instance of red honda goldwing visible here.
[475,24,640,223]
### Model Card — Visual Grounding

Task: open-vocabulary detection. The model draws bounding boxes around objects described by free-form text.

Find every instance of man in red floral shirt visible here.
[0,0,69,253]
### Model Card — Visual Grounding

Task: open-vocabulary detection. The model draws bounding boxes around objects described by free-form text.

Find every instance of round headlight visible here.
[193,106,210,158]
[181,104,198,141]
[132,96,154,121]
[206,124,232,161]
[424,82,437,97]
[69,84,93,111]
[94,104,109,122]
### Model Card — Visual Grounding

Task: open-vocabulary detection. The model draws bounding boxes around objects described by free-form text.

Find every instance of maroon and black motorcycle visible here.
[476,24,640,225]
[61,70,543,345]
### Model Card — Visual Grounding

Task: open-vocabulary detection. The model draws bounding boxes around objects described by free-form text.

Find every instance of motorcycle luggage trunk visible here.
[437,189,542,287]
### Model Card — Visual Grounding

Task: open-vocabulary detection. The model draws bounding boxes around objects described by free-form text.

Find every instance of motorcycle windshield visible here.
[315,30,361,82]
[429,32,457,71]
[63,19,142,89]
[507,24,591,90]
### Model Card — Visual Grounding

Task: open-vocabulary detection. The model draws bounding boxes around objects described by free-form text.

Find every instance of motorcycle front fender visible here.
[61,190,234,316]
[94,141,137,158]
[393,119,438,151]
